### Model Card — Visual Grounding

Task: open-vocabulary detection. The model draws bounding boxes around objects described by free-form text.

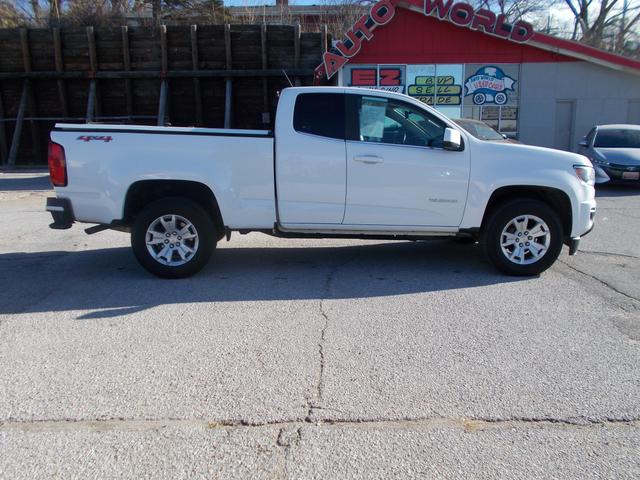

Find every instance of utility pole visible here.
[152,0,161,26]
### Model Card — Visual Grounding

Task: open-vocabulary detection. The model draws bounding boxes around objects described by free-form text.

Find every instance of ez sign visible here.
[350,67,404,93]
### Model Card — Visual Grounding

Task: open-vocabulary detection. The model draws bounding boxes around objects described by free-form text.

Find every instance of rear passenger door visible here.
[276,92,347,225]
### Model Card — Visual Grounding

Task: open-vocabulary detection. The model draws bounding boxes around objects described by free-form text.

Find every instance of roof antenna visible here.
[282,69,294,87]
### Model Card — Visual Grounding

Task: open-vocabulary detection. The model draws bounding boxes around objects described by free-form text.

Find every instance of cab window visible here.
[355,96,446,147]
[293,93,345,140]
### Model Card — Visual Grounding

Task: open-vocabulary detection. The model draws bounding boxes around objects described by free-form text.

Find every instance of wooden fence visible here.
[0,24,329,166]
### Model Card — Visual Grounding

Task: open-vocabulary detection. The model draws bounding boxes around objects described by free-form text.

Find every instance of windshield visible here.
[457,120,504,141]
[594,129,640,148]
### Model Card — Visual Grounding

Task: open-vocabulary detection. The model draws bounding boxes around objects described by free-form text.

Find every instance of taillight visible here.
[48,141,67,187]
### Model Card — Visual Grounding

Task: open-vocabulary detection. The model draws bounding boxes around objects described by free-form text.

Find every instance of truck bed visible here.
[51,123,276,229]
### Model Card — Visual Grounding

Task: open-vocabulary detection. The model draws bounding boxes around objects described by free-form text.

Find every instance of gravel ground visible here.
[0,172,638,479]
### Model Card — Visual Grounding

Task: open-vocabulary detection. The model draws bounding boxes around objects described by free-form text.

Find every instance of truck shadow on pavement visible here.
[0,240,526,318]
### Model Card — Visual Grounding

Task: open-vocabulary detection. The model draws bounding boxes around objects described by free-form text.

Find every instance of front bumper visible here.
[46,197,74,229]
[567,203,596,255]
[598,163,640,183]
[568,223,595,255]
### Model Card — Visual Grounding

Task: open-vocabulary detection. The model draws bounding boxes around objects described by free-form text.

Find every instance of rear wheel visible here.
[483,199,563,276]
[131,197,216,278]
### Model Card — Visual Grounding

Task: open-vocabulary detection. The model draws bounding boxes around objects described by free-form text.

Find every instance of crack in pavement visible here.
[295,248,639,435]
[557,258,640,305]
[1,416,638,433]
[579,250,640,261]
[306,252,361,422]
[274,426,302,480]
[306,308,329,420]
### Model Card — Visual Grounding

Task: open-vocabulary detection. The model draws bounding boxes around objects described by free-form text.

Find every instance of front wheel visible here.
[131,197,216,278]
[483,199,563,276]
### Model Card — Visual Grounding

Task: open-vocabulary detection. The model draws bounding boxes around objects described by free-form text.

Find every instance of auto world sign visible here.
[320,0,398,80]
[317,0,535,80]
[424,0,534,43]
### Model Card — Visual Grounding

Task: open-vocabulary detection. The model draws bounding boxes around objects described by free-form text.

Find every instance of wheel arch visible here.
[480,185,572,239]
[123,180,225,238]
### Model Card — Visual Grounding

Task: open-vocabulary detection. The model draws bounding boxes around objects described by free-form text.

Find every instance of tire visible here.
[483,199,563,276]
[131,197,216,278]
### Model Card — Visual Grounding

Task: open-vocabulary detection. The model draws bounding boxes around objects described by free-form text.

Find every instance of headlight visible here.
[592,151,609,165]
[574,165,595,186]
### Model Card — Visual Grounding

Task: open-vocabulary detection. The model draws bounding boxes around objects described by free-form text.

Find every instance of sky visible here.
[225,1,328,4]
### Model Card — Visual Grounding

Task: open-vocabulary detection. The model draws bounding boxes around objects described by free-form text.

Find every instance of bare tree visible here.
[564,0,640,51]
[615,0,639,52]
[313,0,368,38]
[30,0,42,22]
[146,0,226,25]
[60,0,127,26]
[9,0,230,27]
[470,0,552,19]
[110,0,125,11]
[49,0,62,22]
[0,1,27,27]
[233,3,295,26]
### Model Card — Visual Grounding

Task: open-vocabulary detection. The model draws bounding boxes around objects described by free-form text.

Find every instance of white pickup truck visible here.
[46,87,596,278]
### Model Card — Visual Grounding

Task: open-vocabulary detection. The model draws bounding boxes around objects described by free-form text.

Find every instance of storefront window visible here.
[499,106,518,133]
[461,106,482,120]
[462,105,518,134]
[480,106,499,130]
[406,64,463,119]
[462,64,520,136]
[342,63,521,136]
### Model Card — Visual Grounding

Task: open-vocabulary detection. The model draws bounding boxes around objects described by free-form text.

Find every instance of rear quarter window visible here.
[293,93,345,140]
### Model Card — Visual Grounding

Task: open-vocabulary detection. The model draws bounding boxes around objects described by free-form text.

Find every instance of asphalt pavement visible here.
[0,172,638,479]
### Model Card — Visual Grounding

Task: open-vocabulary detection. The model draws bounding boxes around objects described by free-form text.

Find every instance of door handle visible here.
[354,155,383,164]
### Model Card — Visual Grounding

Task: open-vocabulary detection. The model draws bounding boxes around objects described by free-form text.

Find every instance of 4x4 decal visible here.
[77,135,113,143]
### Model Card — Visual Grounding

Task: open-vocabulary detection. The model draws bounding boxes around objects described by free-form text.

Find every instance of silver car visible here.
[578,124,640,184]
[453,118,520,143]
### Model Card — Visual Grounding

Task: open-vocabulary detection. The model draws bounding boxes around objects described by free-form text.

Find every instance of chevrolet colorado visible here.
[46,86,596,278]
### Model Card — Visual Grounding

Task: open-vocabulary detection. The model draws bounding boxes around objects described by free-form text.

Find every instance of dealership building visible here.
[316,0,640,151]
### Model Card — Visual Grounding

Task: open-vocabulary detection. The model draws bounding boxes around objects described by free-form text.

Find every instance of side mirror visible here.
[502,133,508,139]
[443,127,462,151]
[578,138,588,147]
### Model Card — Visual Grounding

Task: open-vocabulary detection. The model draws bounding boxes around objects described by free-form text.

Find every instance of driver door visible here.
[344,94,470,227]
